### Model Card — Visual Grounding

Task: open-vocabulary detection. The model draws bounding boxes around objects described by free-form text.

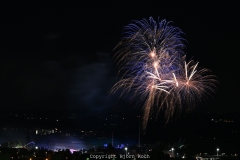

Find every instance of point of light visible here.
[153,61,158,67]
[150,52,155,57]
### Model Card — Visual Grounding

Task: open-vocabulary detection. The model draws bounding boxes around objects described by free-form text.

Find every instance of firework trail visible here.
[111,17,217,130]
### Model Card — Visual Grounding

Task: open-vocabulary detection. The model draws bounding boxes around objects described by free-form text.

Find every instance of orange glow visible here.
[153,62,158,67]
[150,52,155,57]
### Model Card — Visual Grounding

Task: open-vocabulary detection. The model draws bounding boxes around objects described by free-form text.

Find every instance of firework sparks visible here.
[111,17,217,130]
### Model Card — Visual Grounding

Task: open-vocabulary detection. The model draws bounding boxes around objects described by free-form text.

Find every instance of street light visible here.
[171,148,174,158]
[217,148,219,158]
[125,147,128,155]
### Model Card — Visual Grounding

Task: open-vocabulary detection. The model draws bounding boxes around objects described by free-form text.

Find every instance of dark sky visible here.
[0,1,239,113]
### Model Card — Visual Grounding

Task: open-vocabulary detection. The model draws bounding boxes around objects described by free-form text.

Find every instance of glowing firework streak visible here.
[111,17,217,130]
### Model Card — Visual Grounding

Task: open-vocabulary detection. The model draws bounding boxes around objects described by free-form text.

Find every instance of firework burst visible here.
[111,17,217,130]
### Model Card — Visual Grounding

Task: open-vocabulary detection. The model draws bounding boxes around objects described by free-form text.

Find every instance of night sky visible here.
[1,1,239,114]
